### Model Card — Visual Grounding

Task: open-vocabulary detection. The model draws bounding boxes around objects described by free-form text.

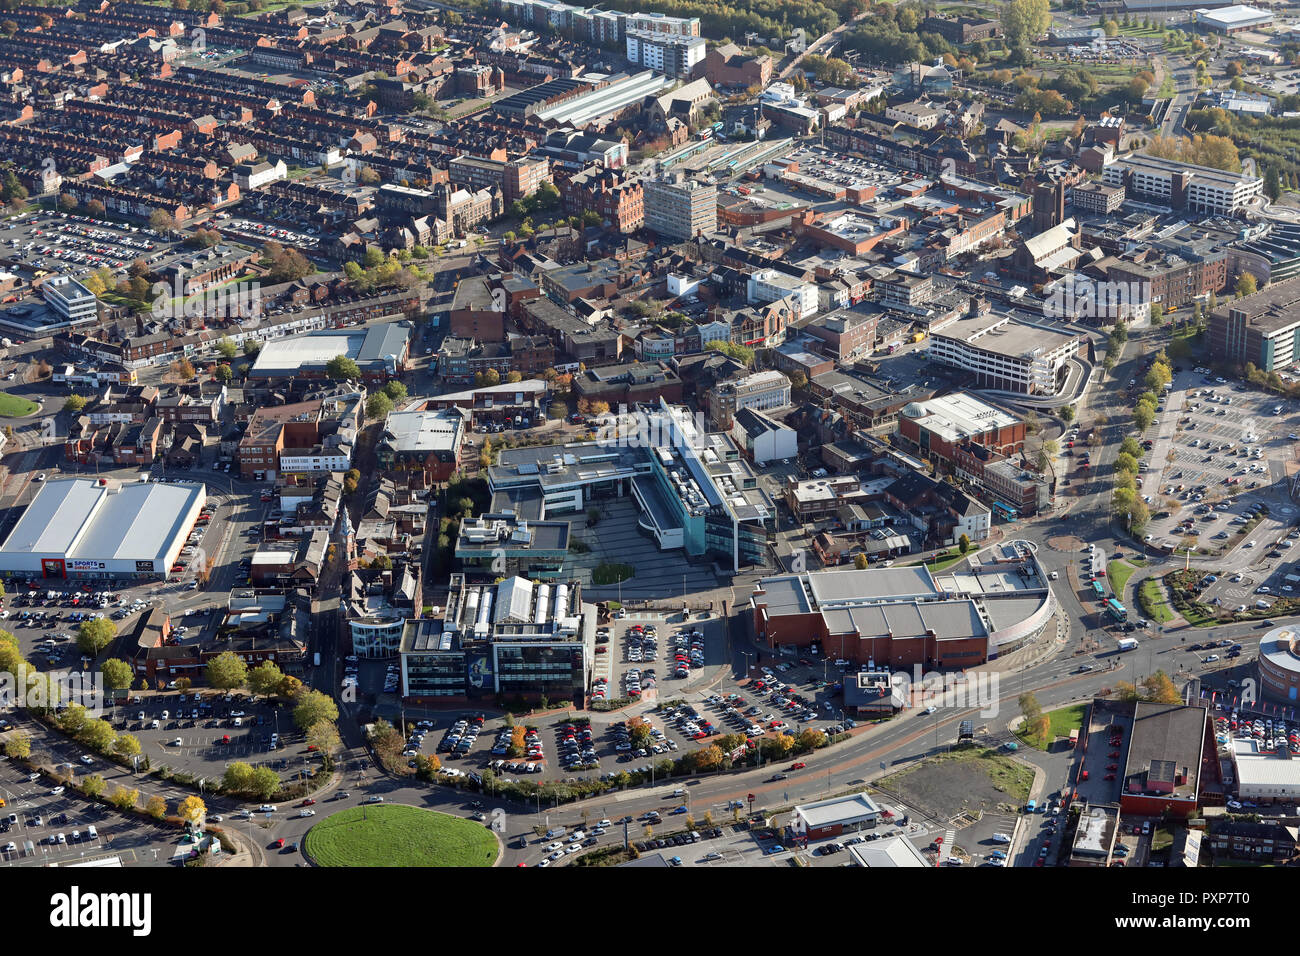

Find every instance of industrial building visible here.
[1194,4,1273,33]
[0,478,205,581]
[249,323,411,381]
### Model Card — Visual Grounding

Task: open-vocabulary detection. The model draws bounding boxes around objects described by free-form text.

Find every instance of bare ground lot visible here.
[877,748,1033,821]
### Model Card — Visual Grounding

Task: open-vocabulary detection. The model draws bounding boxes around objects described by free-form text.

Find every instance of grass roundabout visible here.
[303,804,500,867]
[0,392,38,417]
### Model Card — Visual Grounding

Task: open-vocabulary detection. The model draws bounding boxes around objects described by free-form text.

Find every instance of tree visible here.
[1235,273,1258,298]
[171,358,196,381]
[77,618,116,657]
[1019,692,1042,724]
[245,660,285,700]
[249,766,280,799]
[109,786,139,811]
[216,336,237,359]
[853,553,869,570]
[958,533,971,554]
[293,689,339,731]
[114,734,141,759]
[223,762,254,792]
[4,732,30,759]
[63,394,87,413]
[1001,0,1052,55]
[148,209,177,234]
[366,392,394,421]
[382,380,407,402]
[1060,405,1075,423]
[215,363,233,384]
[1266,165,1282,203]
[325,354,362,381]
[178,794,206,827]
[206,651,248,691]
[143,794,166,819]
[1134,403,1155,430]
[306,720,342,757]
[81,718,117,753]
[278,674,304,699]
[82,775,106,798]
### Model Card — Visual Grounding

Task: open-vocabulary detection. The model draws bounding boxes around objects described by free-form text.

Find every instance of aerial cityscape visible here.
[0,0,1297,893]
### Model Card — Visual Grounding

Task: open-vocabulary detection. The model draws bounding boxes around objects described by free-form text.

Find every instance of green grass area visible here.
[900,547,970,572]
[0,392,38,417]
[592,562,635,586]
[1138,578,1175,624]
[1017,704,1087,750]
[303,805,499,867]
[1151,825,1174,853]
[1108,559,1138,599]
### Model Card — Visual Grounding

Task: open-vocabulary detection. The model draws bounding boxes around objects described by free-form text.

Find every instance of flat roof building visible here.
[249,323,411,381]
[1195,4,1273,33]
[927,313,1080,395]
[40,275,98,326]
[0,477,205,580]
[792,792,884,839]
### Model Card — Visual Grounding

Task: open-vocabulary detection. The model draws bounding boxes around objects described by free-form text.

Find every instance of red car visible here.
[1106,764,1118,771]
[299,799,316,807]
[273,838,285,849]
[790,762,806,770]
[1080,770,1090,781]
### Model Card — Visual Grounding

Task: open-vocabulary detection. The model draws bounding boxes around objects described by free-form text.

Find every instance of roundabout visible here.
[303,804,501,868]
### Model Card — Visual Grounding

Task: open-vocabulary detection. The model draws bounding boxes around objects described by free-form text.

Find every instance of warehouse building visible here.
[1194,4,1273,34]
[0,478,205,581]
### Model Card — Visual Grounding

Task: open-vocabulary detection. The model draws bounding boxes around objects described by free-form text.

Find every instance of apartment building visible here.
[747,269,819,321]
[626,31,705,77]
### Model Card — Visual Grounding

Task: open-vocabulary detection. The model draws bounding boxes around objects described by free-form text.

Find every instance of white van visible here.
[992,832,1012,844]
[86,826,97,840]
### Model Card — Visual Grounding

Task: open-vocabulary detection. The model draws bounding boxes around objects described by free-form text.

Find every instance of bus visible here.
[1106,598,1128,622]
[1092,580,1106,601]
[992,501,1019,521]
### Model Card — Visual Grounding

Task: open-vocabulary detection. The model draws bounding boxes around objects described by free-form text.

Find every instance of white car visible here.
[298,809,316,817]
[49,786,64,795]
[78,755,93,765]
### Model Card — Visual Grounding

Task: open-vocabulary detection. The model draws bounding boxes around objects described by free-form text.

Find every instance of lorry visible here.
[1117,637,1138,652]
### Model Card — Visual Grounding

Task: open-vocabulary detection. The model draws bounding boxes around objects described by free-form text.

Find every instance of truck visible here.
[1117,637,1138,652]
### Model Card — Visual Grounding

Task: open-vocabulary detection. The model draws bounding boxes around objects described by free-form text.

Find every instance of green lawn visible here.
[303,805,499,867]
[0,392,38,417]
[1017,704,1087,750]
[1138,578,1175,624]
[1108,559,1138,599]
[900,547,970,572]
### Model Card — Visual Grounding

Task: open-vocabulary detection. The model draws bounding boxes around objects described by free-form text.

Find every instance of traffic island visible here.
[303,805,501,867]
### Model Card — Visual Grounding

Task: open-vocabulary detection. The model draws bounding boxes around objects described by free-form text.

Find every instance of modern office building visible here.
[1206,276,1300,371]
[644,173,717,241]
[40,275,98,325]
[747,269,819,320]
[704,369,792,429]
[1103,153,1262,215]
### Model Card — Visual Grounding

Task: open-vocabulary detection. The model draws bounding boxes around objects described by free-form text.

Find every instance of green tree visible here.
[215,363,233,384]
[293,689,339,731]
[216,336,237,359]
[114,734,141,759]
[222,761,254,792]
[1134,403,1155,430]
[245,660,285,700]
[4,731,30,759]
[63,394,87,413]
[381,380,407,402]
[325,354,362,382]
[109,786,140,811]
[1001,0,1052,54]
[1235,273,1258,298]
[81,775,106,798]
[145,795,167,819]
[306,720,342,757]
[365,392,394,420]
[249,766,280,799]
[81,718,117,753]
[77,618,116,657]
[1060,405,1075,423]
[206,650,248,691]
[958,533,971,554]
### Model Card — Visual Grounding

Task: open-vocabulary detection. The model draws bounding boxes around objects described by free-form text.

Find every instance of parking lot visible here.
[102,691,306,784]
[0,209,173,285]
[1140,368,1300,557]
[217,215,320,251]
[0,759,180,867]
